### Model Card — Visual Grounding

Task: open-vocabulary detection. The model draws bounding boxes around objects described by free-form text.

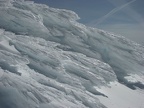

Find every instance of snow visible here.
[0,0,144,108]
[0,39,20,54]
[96,82,144,108]
[125,74,144,85]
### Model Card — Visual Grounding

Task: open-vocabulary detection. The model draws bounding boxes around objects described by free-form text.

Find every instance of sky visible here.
[33,0,144,45]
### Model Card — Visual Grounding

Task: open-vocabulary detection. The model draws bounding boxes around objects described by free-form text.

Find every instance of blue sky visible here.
[33,0,144,45]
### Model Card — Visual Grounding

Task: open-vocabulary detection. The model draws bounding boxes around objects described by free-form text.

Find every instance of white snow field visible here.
[0,0,144,108]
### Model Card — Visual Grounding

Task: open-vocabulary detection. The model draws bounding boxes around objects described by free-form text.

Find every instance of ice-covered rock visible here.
[0,0,144,108]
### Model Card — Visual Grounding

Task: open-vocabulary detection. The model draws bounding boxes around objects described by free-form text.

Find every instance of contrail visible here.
[90,0,136,26]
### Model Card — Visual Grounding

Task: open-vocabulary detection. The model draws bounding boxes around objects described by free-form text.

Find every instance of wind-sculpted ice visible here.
[0,0,144,108]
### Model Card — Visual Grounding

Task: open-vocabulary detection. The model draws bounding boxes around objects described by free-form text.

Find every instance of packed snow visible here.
[96,82,144,108]
[0,0,144,108]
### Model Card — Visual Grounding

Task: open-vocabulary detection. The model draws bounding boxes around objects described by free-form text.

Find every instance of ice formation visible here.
[0,0,144,108]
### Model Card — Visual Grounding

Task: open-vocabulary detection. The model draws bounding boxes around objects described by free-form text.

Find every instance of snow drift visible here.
[0,0,144,108]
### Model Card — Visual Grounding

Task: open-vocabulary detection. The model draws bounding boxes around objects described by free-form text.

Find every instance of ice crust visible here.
[0,0,144,108]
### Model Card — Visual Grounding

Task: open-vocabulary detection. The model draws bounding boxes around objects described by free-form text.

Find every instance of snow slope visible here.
[0,0,144,108]
[96,82,144,108]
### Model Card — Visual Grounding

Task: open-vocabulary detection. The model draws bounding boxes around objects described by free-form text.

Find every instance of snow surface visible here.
[96,82,144,108]
[0,0,144,108]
